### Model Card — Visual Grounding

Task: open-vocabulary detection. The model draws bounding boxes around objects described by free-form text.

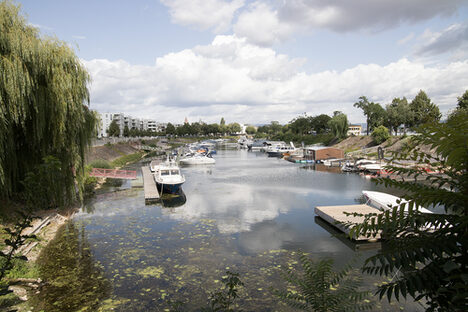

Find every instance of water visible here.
[35,149,422,311]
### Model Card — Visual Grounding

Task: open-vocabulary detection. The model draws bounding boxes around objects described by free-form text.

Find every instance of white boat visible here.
[153,159,185,194]
[360,163,385,172]
[179,153,215,165]
[266,142,296,157]
[362,191,432,214]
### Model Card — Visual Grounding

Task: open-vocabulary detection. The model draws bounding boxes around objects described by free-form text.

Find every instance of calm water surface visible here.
[38,149,423,311]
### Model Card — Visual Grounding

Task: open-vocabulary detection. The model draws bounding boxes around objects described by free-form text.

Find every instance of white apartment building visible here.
[97,112,159,137]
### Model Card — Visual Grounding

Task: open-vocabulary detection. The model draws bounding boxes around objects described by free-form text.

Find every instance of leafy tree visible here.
[228,123,241,134]
[371,126,390,144]
[328,112,348,140]
[409,90,441,127]
[350,111,468,311]
[274,252,370,312]
[0,1,96,202]
[456,89,468,109]
[107,120,120,137]
[354,96,386,134]
[245,126,256,135]
[385,97,412,135]
[289,115,311,135]
[310,114,331,134]
[220,117,226,126]
[166,122,176,135]
[123,125,130,137]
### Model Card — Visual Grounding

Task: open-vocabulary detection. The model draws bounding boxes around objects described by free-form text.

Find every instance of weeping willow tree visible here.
[0,1,96,207]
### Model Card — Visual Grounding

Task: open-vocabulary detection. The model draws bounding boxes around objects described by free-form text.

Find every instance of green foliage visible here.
[409,90,441,127]
[228,122,241,134]
[328,112,348,140]
[290,115,311,135]
[310,114,331,134]
[166,122,176,135]
[21,156,64,210]
[456,89,468,109]
[385,97,412,135]
[202,271,244,312]
[123,125,130,137]
[0,210,36,284]
[245,125,256,134]
[89,160,112,169]
[0,1,96,202]
[273,253,370,312]
[371,126,390,145]
[354,96,385,135]
[107,120,120,136]
[349,112,468,311]
[110,152,144,168]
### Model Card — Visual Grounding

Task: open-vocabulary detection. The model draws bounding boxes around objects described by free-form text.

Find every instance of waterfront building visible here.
[347,125,362,136]
[97,112,159,137]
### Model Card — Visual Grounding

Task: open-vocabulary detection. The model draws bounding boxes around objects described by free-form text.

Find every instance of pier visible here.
[142,166,160,202]
[314,204,382,241]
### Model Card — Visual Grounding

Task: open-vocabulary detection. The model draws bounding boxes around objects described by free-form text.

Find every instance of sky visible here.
[18,0,468,124]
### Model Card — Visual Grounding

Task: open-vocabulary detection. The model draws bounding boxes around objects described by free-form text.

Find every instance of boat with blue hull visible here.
[153,159,185,194]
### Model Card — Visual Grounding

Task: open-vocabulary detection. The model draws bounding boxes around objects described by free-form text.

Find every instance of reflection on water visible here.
[36,149,421,311]
[32,222,111,312]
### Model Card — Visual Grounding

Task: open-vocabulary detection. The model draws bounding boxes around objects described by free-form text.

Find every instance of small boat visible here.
[179,153,215,165]
[362,191,432,214]
[266,142,297,157]
[153,159,185,194]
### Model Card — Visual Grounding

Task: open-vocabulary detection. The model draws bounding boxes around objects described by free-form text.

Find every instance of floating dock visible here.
[314,204,382,241]
[142,166,160,202]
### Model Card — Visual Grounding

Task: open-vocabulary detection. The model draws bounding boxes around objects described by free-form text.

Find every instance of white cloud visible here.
[160,0,245,33]
[84,35,468,124]
[398,32,415,45]
[233,2,295,46]
[72,35,87,40]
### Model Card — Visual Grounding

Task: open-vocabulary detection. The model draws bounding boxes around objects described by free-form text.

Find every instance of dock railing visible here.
[90,168,137,180]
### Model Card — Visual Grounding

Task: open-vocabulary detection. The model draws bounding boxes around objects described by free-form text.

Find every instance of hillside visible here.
[86,142,140,164]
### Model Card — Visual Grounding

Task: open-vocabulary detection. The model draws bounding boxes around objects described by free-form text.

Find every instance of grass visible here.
[110,152,145,168]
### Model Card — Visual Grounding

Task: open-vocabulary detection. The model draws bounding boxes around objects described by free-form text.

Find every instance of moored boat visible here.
[153,159,185,194]
[179,153,215,165]
[362,190,432,214]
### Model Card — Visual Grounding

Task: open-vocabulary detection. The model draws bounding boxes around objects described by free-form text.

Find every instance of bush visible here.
[89,160,112,169]
[371,126,390,144]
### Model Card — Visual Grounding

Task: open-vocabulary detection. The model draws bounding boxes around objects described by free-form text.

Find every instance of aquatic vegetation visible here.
[31,222,111,312]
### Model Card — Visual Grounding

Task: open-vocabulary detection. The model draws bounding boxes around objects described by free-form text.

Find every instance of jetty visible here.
[142,166,160,202]
[314,204,382,241]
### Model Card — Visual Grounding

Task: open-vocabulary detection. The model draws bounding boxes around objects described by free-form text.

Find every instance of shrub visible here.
[371,126,390,144]
[89,160,112,169]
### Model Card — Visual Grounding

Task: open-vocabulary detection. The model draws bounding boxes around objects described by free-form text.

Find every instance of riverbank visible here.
[1,140,168,310]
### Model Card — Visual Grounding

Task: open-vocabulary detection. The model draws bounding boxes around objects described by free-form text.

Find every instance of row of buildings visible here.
[97,112,167,138]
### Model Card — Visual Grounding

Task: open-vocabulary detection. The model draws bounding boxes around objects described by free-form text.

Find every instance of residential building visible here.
[97,112,159,137]
[347,125,362,136]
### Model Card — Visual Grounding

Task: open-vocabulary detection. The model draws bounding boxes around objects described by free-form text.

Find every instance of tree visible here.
[350,111,468,311]
[274,252,370,312]
[385,97,412,135]
[245,126,256,135]
[107,120,120,137]
[310,114,331,134]
[371,126,390,144]
[228,123,241,134]
[354,96,386,135]
[165,123,176,135]
[328,112,348,140]
[0,1,96,202]
[123,125,130,137]
[409,90,441,127]
[456,89,468,109]
[220,117,226,126]
[289,115,311,135]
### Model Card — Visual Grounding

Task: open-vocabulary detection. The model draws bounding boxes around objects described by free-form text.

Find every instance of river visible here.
[33,149,424,311]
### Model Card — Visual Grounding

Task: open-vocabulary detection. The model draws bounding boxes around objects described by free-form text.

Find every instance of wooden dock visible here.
[315,204,382,241]
[142,166,160,202]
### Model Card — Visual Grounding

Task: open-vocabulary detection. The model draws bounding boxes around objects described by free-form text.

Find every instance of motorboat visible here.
[360,163,385,173]
[266,142,296,157]
[153,159,185,194]
[247,140,268,151]
[179,153,215,165]
[362,191,432,214]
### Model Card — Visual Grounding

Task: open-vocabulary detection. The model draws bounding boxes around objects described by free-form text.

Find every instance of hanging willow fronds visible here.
[0,0,96,205]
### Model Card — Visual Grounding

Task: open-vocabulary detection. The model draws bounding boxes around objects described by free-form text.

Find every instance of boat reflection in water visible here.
[159,189,187,208]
